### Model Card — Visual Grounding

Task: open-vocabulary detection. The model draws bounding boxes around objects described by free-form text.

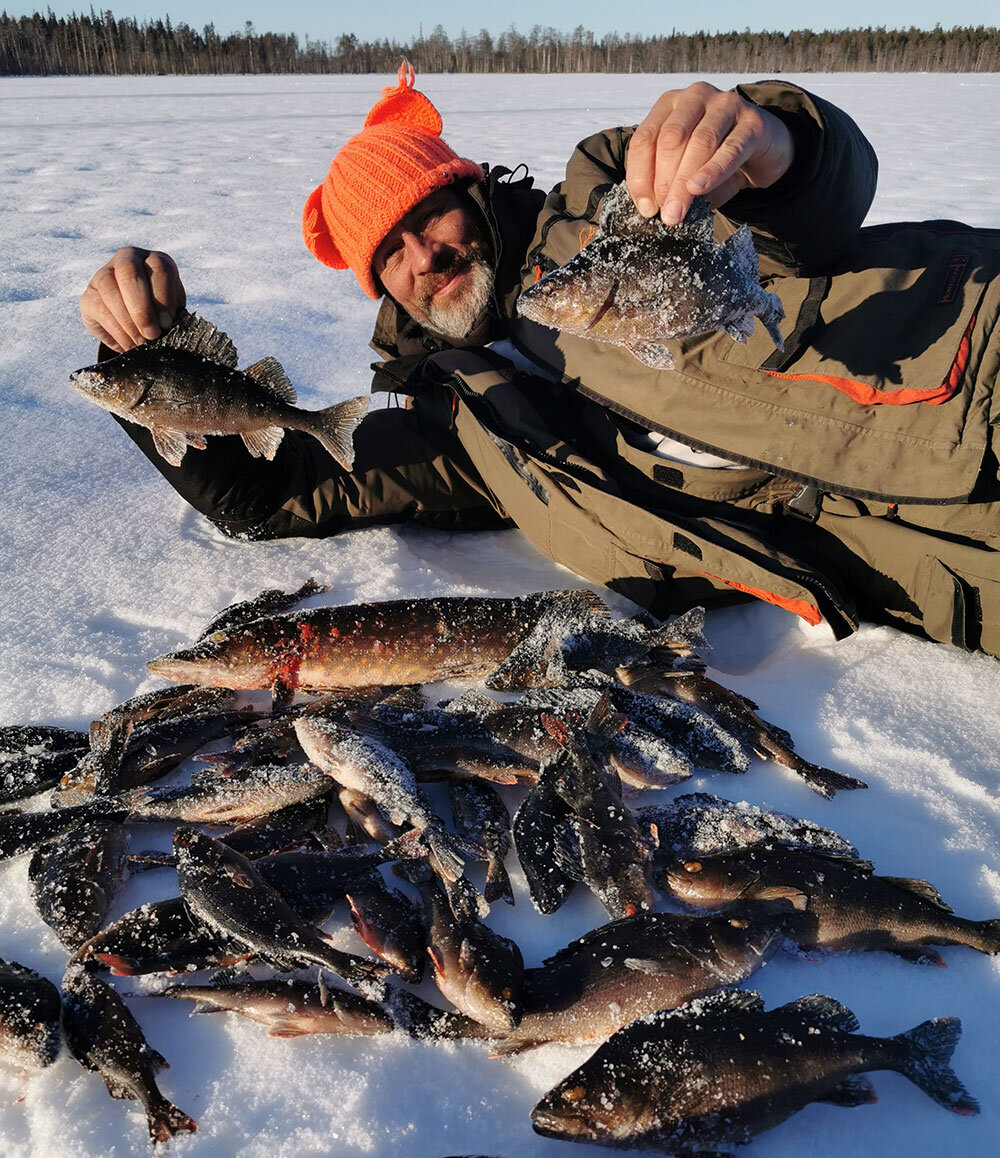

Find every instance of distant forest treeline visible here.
[2,10,999,75]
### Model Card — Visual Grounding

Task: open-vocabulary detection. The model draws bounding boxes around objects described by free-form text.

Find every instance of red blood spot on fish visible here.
[96,953,136,976]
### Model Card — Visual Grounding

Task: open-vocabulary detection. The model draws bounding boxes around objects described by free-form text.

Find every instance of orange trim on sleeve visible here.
[699,571,823,626]
[764,310,977,407]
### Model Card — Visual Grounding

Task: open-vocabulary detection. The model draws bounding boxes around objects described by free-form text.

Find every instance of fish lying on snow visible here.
[147,589,605,702]
[531,989,979,1150]
[663,844,1000,965]
[0,958,62,1075]
[517,184,784,370]
[160,975,395,1039]
[62,964,198,1144]
[69,310,369,469]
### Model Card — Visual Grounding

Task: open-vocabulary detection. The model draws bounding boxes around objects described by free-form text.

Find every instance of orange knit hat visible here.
[302,62,484,299]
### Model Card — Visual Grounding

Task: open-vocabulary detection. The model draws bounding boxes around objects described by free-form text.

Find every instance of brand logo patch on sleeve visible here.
[938,254,970,304]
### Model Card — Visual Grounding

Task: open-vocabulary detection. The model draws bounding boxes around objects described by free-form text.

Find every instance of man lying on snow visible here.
[79,65,1000,657]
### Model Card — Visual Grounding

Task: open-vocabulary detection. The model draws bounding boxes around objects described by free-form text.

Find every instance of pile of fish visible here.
[0,581,990,1151]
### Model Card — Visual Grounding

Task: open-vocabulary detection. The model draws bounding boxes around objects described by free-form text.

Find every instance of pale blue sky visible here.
[6,1,997,44]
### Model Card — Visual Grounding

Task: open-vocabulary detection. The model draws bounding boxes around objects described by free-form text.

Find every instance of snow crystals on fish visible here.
[517,183,785,370]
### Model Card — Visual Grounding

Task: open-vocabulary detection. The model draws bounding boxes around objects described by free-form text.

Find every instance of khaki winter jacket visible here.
[112,81,1000,654]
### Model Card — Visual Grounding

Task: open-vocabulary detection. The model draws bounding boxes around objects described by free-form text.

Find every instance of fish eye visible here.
[729,917,749,929]
[683,861,702,873]
[561,1086,586,1103]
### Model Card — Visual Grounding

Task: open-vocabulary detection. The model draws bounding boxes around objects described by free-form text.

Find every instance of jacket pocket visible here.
[721,225,999,407]
[917,553,1000,655]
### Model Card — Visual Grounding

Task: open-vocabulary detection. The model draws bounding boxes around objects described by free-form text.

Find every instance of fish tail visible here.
[485,854,515,905]
[783,755,868,798]
[892,1017,979,1115]
[305,396,370,471]
[145,1094,199,1143]
[968,916,1000,954]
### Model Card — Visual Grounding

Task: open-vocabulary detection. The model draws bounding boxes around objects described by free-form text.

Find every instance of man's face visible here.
[372,186,494,340]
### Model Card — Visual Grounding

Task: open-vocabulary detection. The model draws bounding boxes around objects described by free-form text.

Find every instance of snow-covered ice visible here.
[0,71,998,1156]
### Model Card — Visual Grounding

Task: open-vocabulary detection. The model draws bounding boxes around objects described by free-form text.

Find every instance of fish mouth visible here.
[585,279,618,331]
[531,1099,591,1139]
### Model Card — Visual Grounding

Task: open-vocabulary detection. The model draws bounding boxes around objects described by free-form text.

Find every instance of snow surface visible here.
[1,71,999,1156]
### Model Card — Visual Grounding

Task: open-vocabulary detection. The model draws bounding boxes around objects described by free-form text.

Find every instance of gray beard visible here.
[423,256,494,340]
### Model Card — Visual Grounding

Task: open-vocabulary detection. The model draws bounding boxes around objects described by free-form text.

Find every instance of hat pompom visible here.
[364,60,442,135]
[302,186,346,270]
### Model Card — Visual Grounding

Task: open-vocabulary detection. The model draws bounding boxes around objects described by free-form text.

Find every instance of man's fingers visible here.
[81,295,133,353]
[145,252,185,329]
[625,84,793,227]
[114,252,161,340]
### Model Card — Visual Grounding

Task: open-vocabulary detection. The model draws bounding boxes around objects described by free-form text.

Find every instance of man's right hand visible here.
[80,247,186,353]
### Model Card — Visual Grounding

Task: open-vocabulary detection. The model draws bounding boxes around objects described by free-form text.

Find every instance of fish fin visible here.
[147,1100,199,1142]
[723,315,755,344]
[818,1075,878,1107]
[158,310,238,368]
[626,340,676,370]
[485,633,562,692]
[143,1044,170,1072]
[672,193,716,241]
[754,885,809,911]
[102,1075,134,1100]
[881,877,954,913]
[185,432,208,449]
[270,673,297,710]
[306,395,370,471]
[485,856,515,906]
[444,689,501,716]
[224,864,254,889]
[785,758,869,799]
[243,356,297,403]
[889,944,947,967]
[267,1021,309,1038]
[442,871,489,921]
[150,426,190,467]
[241,425,285,460]
[550,820,586,881]
[893,1017,979,1115]
[489,1037,543,1057]
[622,956,687,977]
[756,289,786,351]
[779,994,859,1033]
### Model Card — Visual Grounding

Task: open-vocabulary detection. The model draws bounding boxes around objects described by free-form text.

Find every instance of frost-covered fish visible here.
[517,185,784,370]
[0,958,62,1075]
[294,714,473,892]
[174,829,390,992]
[531,990,979,1150]
[147,589,604,702]
[29,817,129,949]
[0,725,89,804]
[160,975,395,1038]
[123,760,334,825]
[491,909,781,1052]
[0,798,124,861]
[538,705,655,920]
[70,310,369,469]
[399,862,523,1033]
[61,964,198,1145]
[635,791,858,862]
[449,780,514,905]
[663,845,1000,964]
[618,663,868,797]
